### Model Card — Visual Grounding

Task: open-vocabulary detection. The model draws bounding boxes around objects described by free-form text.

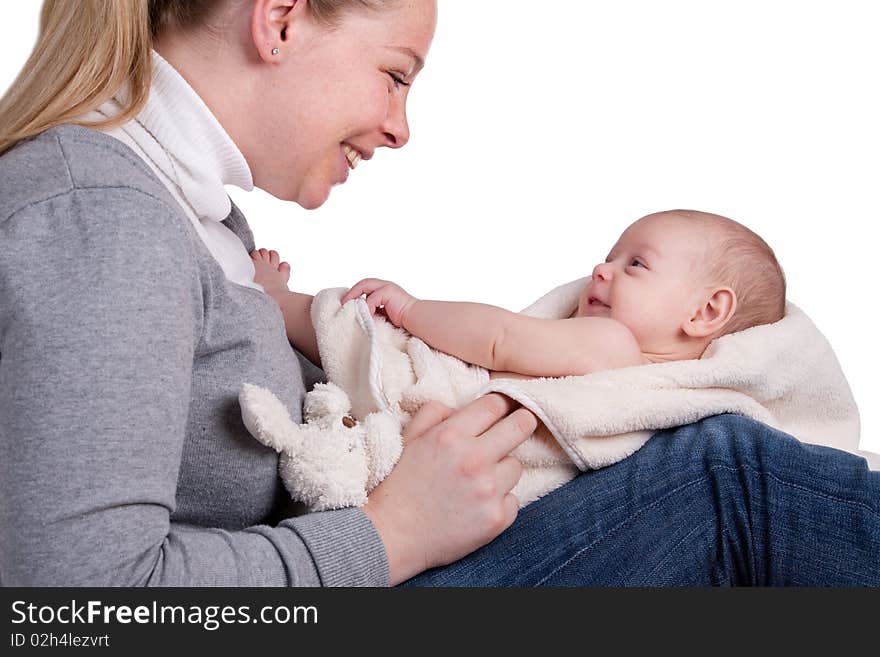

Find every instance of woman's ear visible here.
[682,287,737,338]
[250,0,307,63]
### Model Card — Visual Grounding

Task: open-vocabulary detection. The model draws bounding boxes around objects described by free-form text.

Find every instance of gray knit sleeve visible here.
[0,180,388,586]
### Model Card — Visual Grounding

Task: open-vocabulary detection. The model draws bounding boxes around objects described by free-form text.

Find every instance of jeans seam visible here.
[714,462,879,516]
[535,461,877,586]
[719,526,736,586]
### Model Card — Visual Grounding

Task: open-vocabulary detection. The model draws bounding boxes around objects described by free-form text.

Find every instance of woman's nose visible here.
[381,95,410,149]
[592,262,612,281]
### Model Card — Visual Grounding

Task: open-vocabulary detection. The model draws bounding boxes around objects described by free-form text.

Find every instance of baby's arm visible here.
[342,279,643,376]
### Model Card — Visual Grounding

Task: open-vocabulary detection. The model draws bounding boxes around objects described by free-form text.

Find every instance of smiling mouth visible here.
[342,143,364,170]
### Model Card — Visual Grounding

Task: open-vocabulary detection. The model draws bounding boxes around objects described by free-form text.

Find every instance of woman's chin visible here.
[299,177,339,209]
[266,183,330,210]
[296,193,329,210]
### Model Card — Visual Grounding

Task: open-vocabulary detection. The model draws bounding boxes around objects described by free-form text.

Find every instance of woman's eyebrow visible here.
[387,46,424,75]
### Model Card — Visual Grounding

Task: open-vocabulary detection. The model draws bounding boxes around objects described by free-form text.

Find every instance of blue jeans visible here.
[403,414,880,586]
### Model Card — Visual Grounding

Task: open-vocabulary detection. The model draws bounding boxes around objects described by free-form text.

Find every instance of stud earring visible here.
[271,47,279,55]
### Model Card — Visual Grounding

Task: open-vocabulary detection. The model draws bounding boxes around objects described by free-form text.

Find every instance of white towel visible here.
[241,279,870,510]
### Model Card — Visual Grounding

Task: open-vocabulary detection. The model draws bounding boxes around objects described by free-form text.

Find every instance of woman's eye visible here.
[387,72,410,90]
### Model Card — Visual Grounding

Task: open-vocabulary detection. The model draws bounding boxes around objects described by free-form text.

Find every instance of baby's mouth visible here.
[588,296,610,309]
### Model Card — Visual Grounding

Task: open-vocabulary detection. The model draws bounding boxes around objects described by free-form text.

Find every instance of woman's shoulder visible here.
[0,124,178,225]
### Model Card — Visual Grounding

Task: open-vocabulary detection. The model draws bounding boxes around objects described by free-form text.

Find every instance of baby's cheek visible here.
[626,305,671,345]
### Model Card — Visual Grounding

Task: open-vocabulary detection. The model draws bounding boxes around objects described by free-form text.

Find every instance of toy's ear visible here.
[682,287,737,339]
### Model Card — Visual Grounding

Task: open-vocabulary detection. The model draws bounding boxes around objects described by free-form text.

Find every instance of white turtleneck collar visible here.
[83,51,261,289]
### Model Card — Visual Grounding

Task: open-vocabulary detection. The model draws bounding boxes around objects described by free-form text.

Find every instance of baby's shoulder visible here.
[565,316,644,371]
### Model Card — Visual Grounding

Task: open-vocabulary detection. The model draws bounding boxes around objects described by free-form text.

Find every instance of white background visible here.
[2,2,878,453]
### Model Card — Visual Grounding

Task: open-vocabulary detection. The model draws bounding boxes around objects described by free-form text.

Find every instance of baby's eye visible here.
[628,258,646,268]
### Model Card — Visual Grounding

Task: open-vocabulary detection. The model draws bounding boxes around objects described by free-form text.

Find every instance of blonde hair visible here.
[0,0,395,156]
[663,210,786,336]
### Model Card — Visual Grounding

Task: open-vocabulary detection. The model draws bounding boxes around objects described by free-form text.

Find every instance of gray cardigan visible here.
[0,126,389,586]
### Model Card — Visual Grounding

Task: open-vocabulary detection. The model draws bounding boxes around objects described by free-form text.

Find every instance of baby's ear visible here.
[682,287,737,339]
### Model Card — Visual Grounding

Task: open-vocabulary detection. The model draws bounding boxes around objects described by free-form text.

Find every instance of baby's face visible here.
[575,213,712,353]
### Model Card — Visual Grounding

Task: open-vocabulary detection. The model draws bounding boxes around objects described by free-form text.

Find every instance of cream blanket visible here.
[241,278,870,510]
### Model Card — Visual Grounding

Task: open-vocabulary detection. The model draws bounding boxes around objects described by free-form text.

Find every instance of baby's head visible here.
[575,210,786,360]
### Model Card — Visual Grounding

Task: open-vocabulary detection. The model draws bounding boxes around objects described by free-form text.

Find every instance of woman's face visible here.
[252,0,437,208]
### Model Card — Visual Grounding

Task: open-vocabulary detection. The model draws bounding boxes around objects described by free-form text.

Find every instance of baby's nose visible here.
[592,262,612,281]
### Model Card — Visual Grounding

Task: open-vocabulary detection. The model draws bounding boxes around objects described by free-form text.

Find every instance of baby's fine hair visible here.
[666,210,787,336]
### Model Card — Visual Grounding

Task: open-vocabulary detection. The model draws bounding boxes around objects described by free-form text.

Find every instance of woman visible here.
[0,0,877,586]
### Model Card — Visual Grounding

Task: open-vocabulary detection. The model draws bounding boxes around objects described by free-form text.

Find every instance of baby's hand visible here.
[342,278,418,328]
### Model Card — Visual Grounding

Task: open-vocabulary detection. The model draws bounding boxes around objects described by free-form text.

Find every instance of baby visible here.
[252,210,786,383]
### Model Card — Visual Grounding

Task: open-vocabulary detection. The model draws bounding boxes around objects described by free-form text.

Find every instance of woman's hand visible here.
[342,278,418,328]
[363,394,536,585]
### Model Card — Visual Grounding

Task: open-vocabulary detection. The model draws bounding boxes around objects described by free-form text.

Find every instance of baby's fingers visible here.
[340,288,362,305]
[342,278,387,304]
[365,290,389,315]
